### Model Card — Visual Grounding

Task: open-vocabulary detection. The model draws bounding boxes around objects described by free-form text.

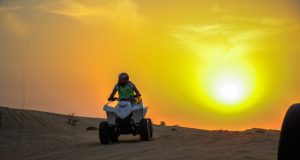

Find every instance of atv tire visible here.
[278,103,300,160]
[99,121,110,144]
[146,118,153,138]
[110,129,119,143]
[140,119,152,141]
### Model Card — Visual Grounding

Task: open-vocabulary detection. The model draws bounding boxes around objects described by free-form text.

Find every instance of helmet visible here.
[118,72,129,85]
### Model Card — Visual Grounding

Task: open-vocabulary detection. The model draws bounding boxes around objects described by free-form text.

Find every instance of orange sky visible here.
[0,0,299,130]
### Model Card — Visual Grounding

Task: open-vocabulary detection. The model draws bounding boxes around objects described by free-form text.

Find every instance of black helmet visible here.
[118,72,129,85]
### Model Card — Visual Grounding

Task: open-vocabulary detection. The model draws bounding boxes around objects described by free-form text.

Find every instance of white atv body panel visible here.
[103,101,148,125]
[115,101,132,119]
[103,105,115,112]
[103,105,116,125]
[132,103,148,124]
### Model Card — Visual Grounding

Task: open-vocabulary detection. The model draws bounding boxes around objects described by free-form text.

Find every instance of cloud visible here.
[222,16,296,26]
[35,0,143,28]
[171,15,299,62]
[211,4,227,13]
[178,24,223,34]
[0,6,22,11]
[35,1,103,17]
[173,29,251,63]
[0,6,28,38]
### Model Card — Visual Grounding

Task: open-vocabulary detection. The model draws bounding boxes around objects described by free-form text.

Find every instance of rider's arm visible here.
[108,84,118,100]
[109,89,117,99]
[132,84,141,97]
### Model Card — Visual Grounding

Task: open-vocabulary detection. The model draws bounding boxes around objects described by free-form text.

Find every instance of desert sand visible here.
[0,106,279,160]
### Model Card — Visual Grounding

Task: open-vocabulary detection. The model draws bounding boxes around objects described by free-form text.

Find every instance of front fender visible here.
[132,103,149,124]
[103,105,116,125]
[103,105,115,112]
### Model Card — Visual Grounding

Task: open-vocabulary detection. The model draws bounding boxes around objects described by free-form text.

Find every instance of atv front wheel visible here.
[99,121,110,144]
[278,104,300,160]
[110,128,119,143]
[146,118,153,138]
[140,119,152,141]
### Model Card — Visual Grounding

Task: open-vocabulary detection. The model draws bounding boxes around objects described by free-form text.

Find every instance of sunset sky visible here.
[0,0,299,130]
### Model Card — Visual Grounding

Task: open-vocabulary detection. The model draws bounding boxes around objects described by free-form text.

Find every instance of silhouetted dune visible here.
[0,106,102,130]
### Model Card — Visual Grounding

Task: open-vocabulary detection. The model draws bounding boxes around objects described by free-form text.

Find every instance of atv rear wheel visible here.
[99,121,110,144]
[140,119,152,141]
[278,104,300,160]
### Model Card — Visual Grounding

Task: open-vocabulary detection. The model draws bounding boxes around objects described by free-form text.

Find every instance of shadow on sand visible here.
[87,139,143,147]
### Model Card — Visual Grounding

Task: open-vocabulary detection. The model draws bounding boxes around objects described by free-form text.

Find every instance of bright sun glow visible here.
[206,67,252,107]
[215,81,243,104]
[196,64,259,113]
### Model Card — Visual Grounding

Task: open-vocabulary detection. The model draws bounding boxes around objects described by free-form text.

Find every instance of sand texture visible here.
[0,107,279,160]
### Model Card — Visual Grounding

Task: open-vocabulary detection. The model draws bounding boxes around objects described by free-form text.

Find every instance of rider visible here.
[108,72,142,104]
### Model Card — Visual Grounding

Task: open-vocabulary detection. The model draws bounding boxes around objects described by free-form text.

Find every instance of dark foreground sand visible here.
[0,107,279,160]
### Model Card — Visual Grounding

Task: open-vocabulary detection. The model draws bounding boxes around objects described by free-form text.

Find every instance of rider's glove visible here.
[108,97,115,101]
[134,94,141,98]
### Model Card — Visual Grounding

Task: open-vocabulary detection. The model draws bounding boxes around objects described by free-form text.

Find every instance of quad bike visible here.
[278,103,300,160]
[99,97,153,144]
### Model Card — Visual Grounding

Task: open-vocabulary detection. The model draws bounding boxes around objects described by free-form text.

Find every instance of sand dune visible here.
[0,107,279,160]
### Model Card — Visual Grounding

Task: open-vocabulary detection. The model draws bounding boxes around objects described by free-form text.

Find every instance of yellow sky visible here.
[0,0,299,130]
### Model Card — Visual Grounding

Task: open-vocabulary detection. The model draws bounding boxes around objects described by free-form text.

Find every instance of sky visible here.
[0,0,299,130]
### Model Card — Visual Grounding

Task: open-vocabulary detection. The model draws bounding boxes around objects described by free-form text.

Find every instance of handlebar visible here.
[105,96,142,106]
[109,96,139,102]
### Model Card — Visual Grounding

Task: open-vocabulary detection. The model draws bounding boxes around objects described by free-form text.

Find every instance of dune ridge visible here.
[0,106,279,160]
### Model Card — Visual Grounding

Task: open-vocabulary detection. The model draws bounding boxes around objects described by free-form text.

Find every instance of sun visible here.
[211,73,249,107]
[216,81,243,105]
[196,64,258,113]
